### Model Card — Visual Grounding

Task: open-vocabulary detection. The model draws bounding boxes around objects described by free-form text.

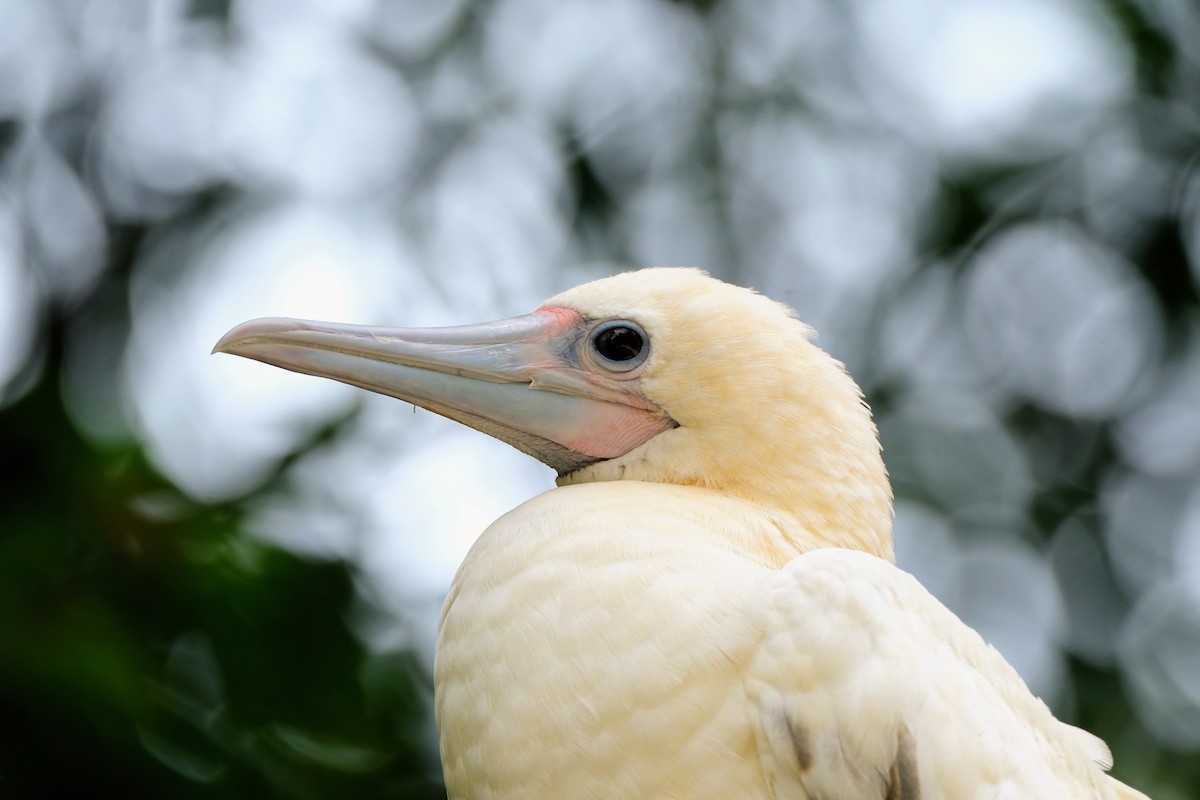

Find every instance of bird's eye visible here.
[588,320,649,372]
[595,327,642,361]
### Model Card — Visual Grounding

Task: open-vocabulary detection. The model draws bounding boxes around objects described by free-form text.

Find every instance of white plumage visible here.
[216,268,1150,799]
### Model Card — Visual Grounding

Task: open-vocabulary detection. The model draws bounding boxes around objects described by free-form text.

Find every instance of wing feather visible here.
[744,548,1147,800]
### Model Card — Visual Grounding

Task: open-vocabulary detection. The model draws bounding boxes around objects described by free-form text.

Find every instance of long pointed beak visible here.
[213,309,673,475]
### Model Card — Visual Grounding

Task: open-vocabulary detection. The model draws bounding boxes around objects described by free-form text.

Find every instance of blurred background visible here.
[1,0,1198,796]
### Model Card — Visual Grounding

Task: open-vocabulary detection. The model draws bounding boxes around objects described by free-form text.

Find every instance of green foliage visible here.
[0,360,444,798]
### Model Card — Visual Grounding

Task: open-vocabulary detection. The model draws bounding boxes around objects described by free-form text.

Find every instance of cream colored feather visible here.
[215,267,1151,799]
[435,269,1149,799]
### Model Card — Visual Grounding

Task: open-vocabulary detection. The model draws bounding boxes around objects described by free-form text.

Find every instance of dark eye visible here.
[588,320,649,372]
[595,326,643,360]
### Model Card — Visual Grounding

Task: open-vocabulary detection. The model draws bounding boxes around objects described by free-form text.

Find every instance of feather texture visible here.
[437,483,1148,799]
[217,268,1151,799]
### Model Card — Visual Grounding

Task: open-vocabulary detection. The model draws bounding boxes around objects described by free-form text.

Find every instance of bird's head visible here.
[215,268,893,559]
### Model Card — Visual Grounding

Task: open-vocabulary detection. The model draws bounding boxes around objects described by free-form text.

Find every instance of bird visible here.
[215,267,1151,799]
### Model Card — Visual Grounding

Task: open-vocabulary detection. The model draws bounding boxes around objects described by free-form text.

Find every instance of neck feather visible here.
[561,347,894,563]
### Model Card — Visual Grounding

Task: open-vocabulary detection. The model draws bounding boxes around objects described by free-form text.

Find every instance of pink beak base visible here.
[214,308,674,475]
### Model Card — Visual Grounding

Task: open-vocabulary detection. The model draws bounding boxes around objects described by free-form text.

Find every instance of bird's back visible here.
[747,548,1147,800]
[436,482,1147,800]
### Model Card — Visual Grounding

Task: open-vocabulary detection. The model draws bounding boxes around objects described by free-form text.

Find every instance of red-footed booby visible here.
[215,268,1150,799]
